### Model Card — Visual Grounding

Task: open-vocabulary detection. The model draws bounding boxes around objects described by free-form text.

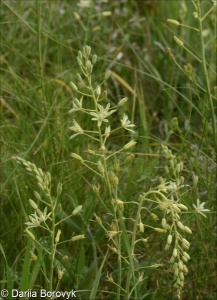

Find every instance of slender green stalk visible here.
[48,194,55,291]
[196,0,217,160]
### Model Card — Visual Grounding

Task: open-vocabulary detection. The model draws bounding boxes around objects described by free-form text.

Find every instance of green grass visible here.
[1,1,216,299]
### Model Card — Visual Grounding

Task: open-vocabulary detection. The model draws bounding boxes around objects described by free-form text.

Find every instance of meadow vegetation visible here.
[1,0,216,299]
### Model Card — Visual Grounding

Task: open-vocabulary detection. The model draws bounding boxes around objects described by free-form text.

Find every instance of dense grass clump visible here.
[1,1,216,299]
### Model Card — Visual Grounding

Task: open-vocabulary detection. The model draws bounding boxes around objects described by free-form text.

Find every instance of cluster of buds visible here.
[157,145,192,299]
[163,210,191,298]
[13,156,52,196]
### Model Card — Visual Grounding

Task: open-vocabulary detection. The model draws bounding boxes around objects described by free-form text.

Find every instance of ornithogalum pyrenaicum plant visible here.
[67,45,203,299]
[13,42,211,299]
[13,156,84,292]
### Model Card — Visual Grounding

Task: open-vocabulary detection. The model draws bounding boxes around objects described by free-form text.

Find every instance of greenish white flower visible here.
[121,114,135,133]
[193,198,210,218]
[25,207,51,228]
[89,103,116,127]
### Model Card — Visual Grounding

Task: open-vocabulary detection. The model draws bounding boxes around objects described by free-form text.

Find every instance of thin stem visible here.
[48,193,55,291]
[197,0,217,161]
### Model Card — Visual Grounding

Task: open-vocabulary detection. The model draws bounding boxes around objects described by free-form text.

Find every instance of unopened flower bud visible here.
[102,11,112,16]
[102,90,107,99]
[123,139,137,150]
[83,45,91,56]
[78,50,82,59]
[55,229,61,243]
[30,250,37,261]
[86,60,93,74]
[183,251,190,260]
[58,268,64,280]
[176,203,188,211]
[118,97,128,107]
[77,73,83,82]
[97,160,104,175]
[94,213,102,225]
[173,248,178,258]
[167,19,180,26]
[167,234,172,245]
[96,86,101,96]
[72,205,82,216]
[177,221,185,231]
[77,57,82,66]
[70,82,78,92]
[155,228,166,233]
[92,54,97,64]
[57,182,62,196]
[70,153,83,162]
[71,234,85,242]
[124,154,135,164]
[104,69,111,80]
[174,36,184,47]
[184,226,192,234]
[33,191,41,201]
[29,199,38,210]
[182,238,190,249]
[139,222,144,232]
[162,218,167,228]
[25,229,35,241]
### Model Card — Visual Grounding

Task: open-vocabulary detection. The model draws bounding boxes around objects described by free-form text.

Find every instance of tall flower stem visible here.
[196,0,217,161]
